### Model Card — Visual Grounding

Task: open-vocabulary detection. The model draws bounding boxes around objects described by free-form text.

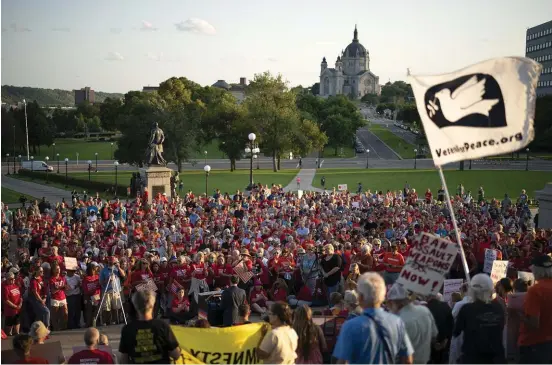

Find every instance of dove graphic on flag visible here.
[408,57,541,165]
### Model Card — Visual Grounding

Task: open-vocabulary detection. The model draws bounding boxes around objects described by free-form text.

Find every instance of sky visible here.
[1,0,551,93]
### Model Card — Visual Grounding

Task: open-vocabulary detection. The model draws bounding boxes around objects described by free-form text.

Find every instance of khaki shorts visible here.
[102,292,122,311]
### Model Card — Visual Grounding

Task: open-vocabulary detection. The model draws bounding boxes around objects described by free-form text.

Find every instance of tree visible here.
[9,101,55,156]
[361,93,379,105]
[397,103,420,124]
[379,81,413,104]
[319,95,365,155]
[99,97,123,131]
[310,82,320,95]
[529,95,552,152]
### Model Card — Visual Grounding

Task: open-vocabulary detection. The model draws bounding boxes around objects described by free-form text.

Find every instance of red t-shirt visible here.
[30,277,46,300]
[2,283,22,317]
[190,262,206,280]
[130,270,152,286]
[50,275,67,301]
[382,252,405,273]
[15,357,49,364]
[82,275,100,297]
[169,266,189,286]
[171,297,190,312]
[272,288,287,302]
[67,349,114,364]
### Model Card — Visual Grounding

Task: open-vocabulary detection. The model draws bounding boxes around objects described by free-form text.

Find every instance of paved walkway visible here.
[2,175,72,203]
[284,168,323,192]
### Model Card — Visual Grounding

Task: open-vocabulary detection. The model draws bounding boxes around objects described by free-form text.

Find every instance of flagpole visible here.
[437,166,471,282]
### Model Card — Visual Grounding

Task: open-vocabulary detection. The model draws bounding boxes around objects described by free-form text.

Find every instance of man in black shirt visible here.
[426,294,454,364]
[119,290,181,364]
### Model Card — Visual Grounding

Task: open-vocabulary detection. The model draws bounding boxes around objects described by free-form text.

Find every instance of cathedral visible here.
[319,25,381,99]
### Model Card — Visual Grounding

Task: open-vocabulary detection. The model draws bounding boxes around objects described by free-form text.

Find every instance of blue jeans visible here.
[30,298,50,328]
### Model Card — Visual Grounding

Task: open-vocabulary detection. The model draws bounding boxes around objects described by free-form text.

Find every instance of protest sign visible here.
[490,260,509,285]
[352,202,360,208]
[483,249,497,274]
[170,280,184,296]
[338,184,348,191]
[518,271,535,284]
[443,279,464,303]
[2,341,63,364]
[396,232,458,296]
[171,323,267,364]
[408,57,540,166]
[234,265,254,283]
[64,257,78,271]
[136,279,158,292]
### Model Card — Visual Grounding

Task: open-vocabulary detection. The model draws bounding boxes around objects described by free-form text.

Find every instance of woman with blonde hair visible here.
[345,263,361,290]
[293,304,327,364]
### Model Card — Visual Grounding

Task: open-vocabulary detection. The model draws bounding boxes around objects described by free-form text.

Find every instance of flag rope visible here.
[437,166,471,282]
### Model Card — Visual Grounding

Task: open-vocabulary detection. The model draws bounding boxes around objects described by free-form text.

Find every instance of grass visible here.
[12,169,299,196]
[1,187,37,203]
[321,146,356,158]
[368,125,421,159]
[313,168,551,199]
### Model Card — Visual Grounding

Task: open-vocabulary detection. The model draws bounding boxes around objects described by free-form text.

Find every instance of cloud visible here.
[141,21,158,31]
[10,23,31,32]
[105,52,124,61]
[110,28,123,34]
[315,41,336,45]
[175,18,216,35]
[52,27,71,32]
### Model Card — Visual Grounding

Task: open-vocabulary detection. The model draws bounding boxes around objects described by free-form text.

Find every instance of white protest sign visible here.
[64,257,78,271]
[443,279,464,303]
[396,232,458,296]
[490,260,509,285]
[352,202,360,208]
[338,184,348,191]
[483,249,497,274]
[518,271,535,284]
[408,57,541,165]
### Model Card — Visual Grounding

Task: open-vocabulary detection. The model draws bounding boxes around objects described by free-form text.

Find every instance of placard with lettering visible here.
[396,232,458,296]
[338,184,348,191]
[234,265,254,283]
[443,279,464,303]
[490,260,509,285]
[136,279,158,292]
[64,257,78,271]
[483,249,497,274]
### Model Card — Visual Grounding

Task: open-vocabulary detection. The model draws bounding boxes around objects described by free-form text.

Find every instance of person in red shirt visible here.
[2,272,22,335]
[82,264,101,328]
[249,280,268,315]
[381,243,405,286]
[425,188,433,204]
[170,287,192,324]
[129,260,152,290]
[29,266,50,329]
[12,333,49,364]
[49,264,68,331]
[67,327,114,364]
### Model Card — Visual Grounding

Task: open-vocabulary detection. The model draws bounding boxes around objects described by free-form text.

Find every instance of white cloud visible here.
[175,18,216,35]
[105,52,124,61]
[110,28,123,34]
[141,21,158,31]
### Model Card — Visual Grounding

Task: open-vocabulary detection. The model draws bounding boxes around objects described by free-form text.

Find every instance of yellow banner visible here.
[171,323,268,364]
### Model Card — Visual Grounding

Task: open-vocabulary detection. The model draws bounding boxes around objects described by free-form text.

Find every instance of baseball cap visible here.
[160,257,168,263]
[387,283,408,301]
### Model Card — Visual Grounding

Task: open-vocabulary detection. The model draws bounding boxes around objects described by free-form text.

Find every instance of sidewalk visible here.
[284,169,323,193]
[2,175,72,204]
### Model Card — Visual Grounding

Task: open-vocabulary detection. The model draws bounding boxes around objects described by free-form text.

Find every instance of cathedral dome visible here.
[212,80,230,90]
[343,25,367,58]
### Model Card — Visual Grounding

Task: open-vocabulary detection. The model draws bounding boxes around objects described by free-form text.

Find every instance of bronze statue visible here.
[145,122,166,165]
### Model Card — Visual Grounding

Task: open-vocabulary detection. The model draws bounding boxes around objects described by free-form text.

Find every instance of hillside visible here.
[1,85,123,107]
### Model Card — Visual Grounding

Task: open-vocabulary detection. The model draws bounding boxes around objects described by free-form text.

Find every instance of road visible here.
[355,127,400,160]
[370,117,419,145]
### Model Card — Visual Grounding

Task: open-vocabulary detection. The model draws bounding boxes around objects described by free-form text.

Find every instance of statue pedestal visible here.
[139,166,173,205]
[536,183,552,229]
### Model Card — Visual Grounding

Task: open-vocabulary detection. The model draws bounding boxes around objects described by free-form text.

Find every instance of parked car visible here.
[20,160,54,172]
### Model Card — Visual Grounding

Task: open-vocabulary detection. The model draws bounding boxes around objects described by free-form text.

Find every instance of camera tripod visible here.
[93,266,128,327]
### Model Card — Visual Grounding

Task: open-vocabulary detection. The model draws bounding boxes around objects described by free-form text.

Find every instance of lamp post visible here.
[204,150,208,166]
[76,152,79,166]
[87,160,92,181]
[245,133,259,190]
[413,149,418,170]
[30,156,34,173]
[45,156,50,184]
[114,161,119,196]
[56,153,60,173]
[64,158,69,187]
[526,148,530,171]
[254,154,259,169]
[95,152,98,172]
[18,155,21,173]
[469,160,472,170]
[52,143,56,160]
[6,154,10,175]
[23,99,30,160]
[110,143,114,160]
[365,149,370,168]
[204,165,211,195]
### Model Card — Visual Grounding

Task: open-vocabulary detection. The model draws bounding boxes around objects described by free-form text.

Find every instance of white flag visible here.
[408,57,541,166]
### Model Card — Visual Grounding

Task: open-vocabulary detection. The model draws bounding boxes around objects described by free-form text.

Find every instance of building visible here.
[211,77,247,103]
[319,25,380,99]
[142,86,160,93]
[74,87,95,105]
[526,20,552,96]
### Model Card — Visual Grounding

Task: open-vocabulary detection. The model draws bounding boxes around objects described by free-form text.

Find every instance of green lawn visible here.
[1,187,37,204]
[321,146,356,158]
[313,169,551,199]
[368,125,421,159]
[13,169,299,196]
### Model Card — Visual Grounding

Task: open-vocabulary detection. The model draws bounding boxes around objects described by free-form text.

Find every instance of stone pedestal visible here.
[535,183,552,229]
[139,166,173,205]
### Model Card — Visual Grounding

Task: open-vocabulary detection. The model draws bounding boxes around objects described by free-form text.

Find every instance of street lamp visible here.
[526,148,530,171]
[18,155,21,173]
[204,150,208,165]
[12,124,16,174]
[76,152,79,166]
[87,160,92,181]
[204,165,211,195]
[365,149,370,168]
[245,133,259,189]
[94,152,98,172]
[56,153,60,173]
[23,99,30,160]
[413,149,418,170]
[52,143,56,160]
[254,154,259,169]
[6,154,10,175]
[114,161,119,196]
[469,159,472,170]
[64,158,69,187]
[45,156,50,184]
[110,143,114,160]
[30,156,34,173]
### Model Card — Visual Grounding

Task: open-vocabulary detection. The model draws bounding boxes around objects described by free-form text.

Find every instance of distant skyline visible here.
[1,0,551,93]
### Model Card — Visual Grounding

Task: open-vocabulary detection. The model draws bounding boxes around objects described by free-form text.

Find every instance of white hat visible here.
[160,257,168,262]
[387,283,409,301]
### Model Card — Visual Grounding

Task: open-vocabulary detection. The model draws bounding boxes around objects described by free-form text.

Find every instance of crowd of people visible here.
[1,181,551,364]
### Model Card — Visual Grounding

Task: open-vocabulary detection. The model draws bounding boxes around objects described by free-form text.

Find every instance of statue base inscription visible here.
[139,166,173,204]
